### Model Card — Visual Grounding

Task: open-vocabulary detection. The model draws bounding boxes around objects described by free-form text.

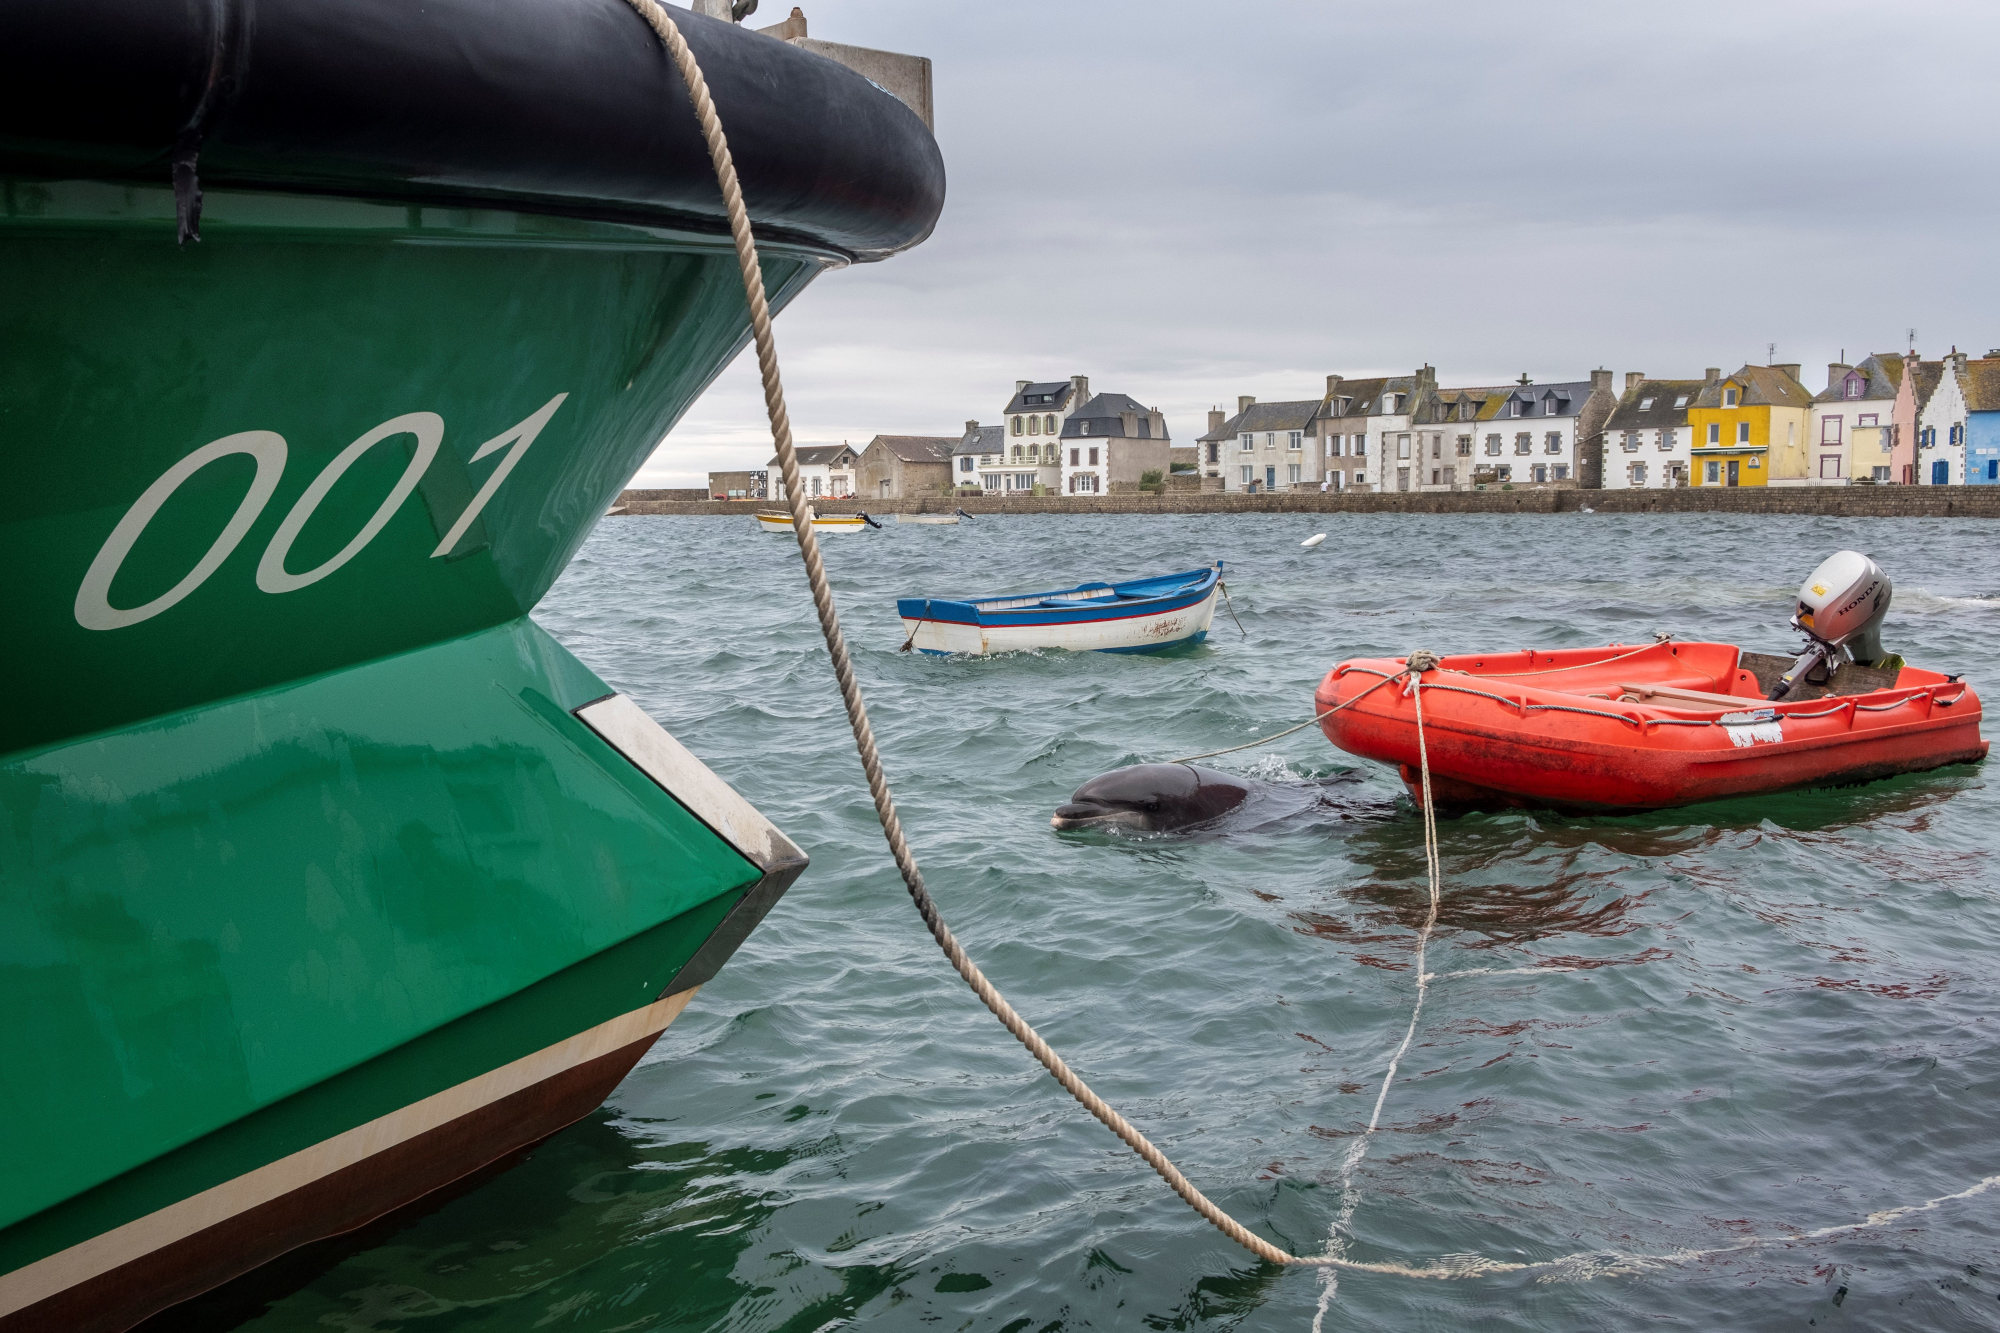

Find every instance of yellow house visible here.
[1686,365,1812,487]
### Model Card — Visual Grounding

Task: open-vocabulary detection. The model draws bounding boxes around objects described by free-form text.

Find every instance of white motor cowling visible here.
[1769,551,1894,699]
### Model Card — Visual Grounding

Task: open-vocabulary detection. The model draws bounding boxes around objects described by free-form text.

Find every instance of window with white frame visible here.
[1872,465,1890,480]
[1354,435,1367,456]
[1240,433,1253,452]
[1240,465,1253,485]
[1484,434,1501,456]
[1638,397,1654,411]
[1705,460,1720,482]
[1621,431,1639,452]
[1514,433,1532,455]
[1723,387,1739,407]
[1456,435,1472,456]
[1629,460,1647,485]
[1288,464,1301,483]
[1397,434,1411,459]
[1288,431,1302,450]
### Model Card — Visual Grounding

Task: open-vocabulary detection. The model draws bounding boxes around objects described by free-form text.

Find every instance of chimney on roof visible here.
[1826,362,1851,390]
[1238,395,1255,414]
[1326,373,1343,397]
[1071,374,1089,403]
[1589,368,1612,395]
[1772,363,1801,383]
[1208,408,1225,435]
[965,419,978,434]
[1625,371,1645,393]
[1704,367,1721,383]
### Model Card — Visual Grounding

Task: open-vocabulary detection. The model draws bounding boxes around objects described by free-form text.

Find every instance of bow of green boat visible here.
[0,1,943,1327]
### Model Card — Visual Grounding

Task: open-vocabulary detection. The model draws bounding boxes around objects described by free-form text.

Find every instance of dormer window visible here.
[1723,386,1739,407]
[1844,376,1864,400]
[1514,400,1528,417]
[1638,397,1654,411]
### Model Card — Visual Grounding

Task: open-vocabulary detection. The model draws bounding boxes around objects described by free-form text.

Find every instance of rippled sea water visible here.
[234,513,2000,1331]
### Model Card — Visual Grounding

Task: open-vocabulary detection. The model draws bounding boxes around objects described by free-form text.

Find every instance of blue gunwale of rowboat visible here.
[896,564,1220,628]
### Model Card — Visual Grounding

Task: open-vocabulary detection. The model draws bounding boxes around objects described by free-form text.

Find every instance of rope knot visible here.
[1405,649,1442,674]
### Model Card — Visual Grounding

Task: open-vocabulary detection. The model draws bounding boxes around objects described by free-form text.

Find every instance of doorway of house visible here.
[1933,460,1949,485]
[1726,460,1740,486]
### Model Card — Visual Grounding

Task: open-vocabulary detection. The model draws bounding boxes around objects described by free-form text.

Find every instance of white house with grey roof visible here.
[1473,379,1607,487]
[953,420,1007,493]
[1059,392,1170,494]
[1600,374,1702,489]
[767,442,858,502]
[996,376,1087,494]
[1204,396,1321,493]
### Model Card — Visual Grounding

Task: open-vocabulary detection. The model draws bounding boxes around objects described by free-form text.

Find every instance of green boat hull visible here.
[0,182,819,1327]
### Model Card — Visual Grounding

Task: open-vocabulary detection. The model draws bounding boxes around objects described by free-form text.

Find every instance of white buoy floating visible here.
[1301,533,1326,548]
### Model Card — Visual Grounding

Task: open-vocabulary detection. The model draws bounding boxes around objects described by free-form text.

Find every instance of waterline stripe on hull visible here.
[0,989,697,1320]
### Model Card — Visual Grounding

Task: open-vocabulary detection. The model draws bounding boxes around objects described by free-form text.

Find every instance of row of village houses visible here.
[707,352,2000,499]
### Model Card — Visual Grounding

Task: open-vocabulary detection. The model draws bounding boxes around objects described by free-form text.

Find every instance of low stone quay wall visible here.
[613,487,2000,519]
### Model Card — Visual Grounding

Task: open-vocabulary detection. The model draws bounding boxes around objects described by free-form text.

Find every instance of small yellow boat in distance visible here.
[754,508,873,534]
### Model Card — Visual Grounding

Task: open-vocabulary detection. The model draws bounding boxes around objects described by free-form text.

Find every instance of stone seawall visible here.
[613,487,2000,519]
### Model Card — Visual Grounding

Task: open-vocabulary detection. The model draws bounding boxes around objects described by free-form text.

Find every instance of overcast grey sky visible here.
[634,0,2000,487]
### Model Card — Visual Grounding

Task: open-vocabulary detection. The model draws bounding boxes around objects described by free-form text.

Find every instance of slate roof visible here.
[1315,377,1396,421]
[1060,392,1170,441]
[1692,365,1813,410]
[866,434,957,463]
[955,423,1006,456]
[1603,379,1706,432]
[1201,399,1321,441]
[1490,380,1593,421]
[1812,353,1904,404]
[768,443,857,468]
[1005,381,1076,414]
[1965,358,2000,413]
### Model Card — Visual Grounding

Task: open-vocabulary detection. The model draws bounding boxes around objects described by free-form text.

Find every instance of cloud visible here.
[635,0,2000,486]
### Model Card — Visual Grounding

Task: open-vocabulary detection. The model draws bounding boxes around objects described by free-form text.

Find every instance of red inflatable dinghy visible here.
[1315,640,1986,812]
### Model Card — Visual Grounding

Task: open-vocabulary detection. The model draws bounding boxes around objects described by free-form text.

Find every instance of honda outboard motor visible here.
[1768,551,1894,700]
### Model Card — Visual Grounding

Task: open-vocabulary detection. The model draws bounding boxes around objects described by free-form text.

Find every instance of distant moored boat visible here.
[756,508,872,534]
[897,564,1222,655]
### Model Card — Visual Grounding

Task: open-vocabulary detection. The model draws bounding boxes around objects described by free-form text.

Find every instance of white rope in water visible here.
[621,2,1992,1293]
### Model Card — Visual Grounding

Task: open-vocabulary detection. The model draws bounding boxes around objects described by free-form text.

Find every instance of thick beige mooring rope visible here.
[623,0,1997,1284]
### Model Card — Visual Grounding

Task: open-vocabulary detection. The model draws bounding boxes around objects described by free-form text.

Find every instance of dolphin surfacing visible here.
[1051,763,1251,833]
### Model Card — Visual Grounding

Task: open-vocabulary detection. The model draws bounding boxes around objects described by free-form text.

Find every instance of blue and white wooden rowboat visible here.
[896,563,1223,656]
